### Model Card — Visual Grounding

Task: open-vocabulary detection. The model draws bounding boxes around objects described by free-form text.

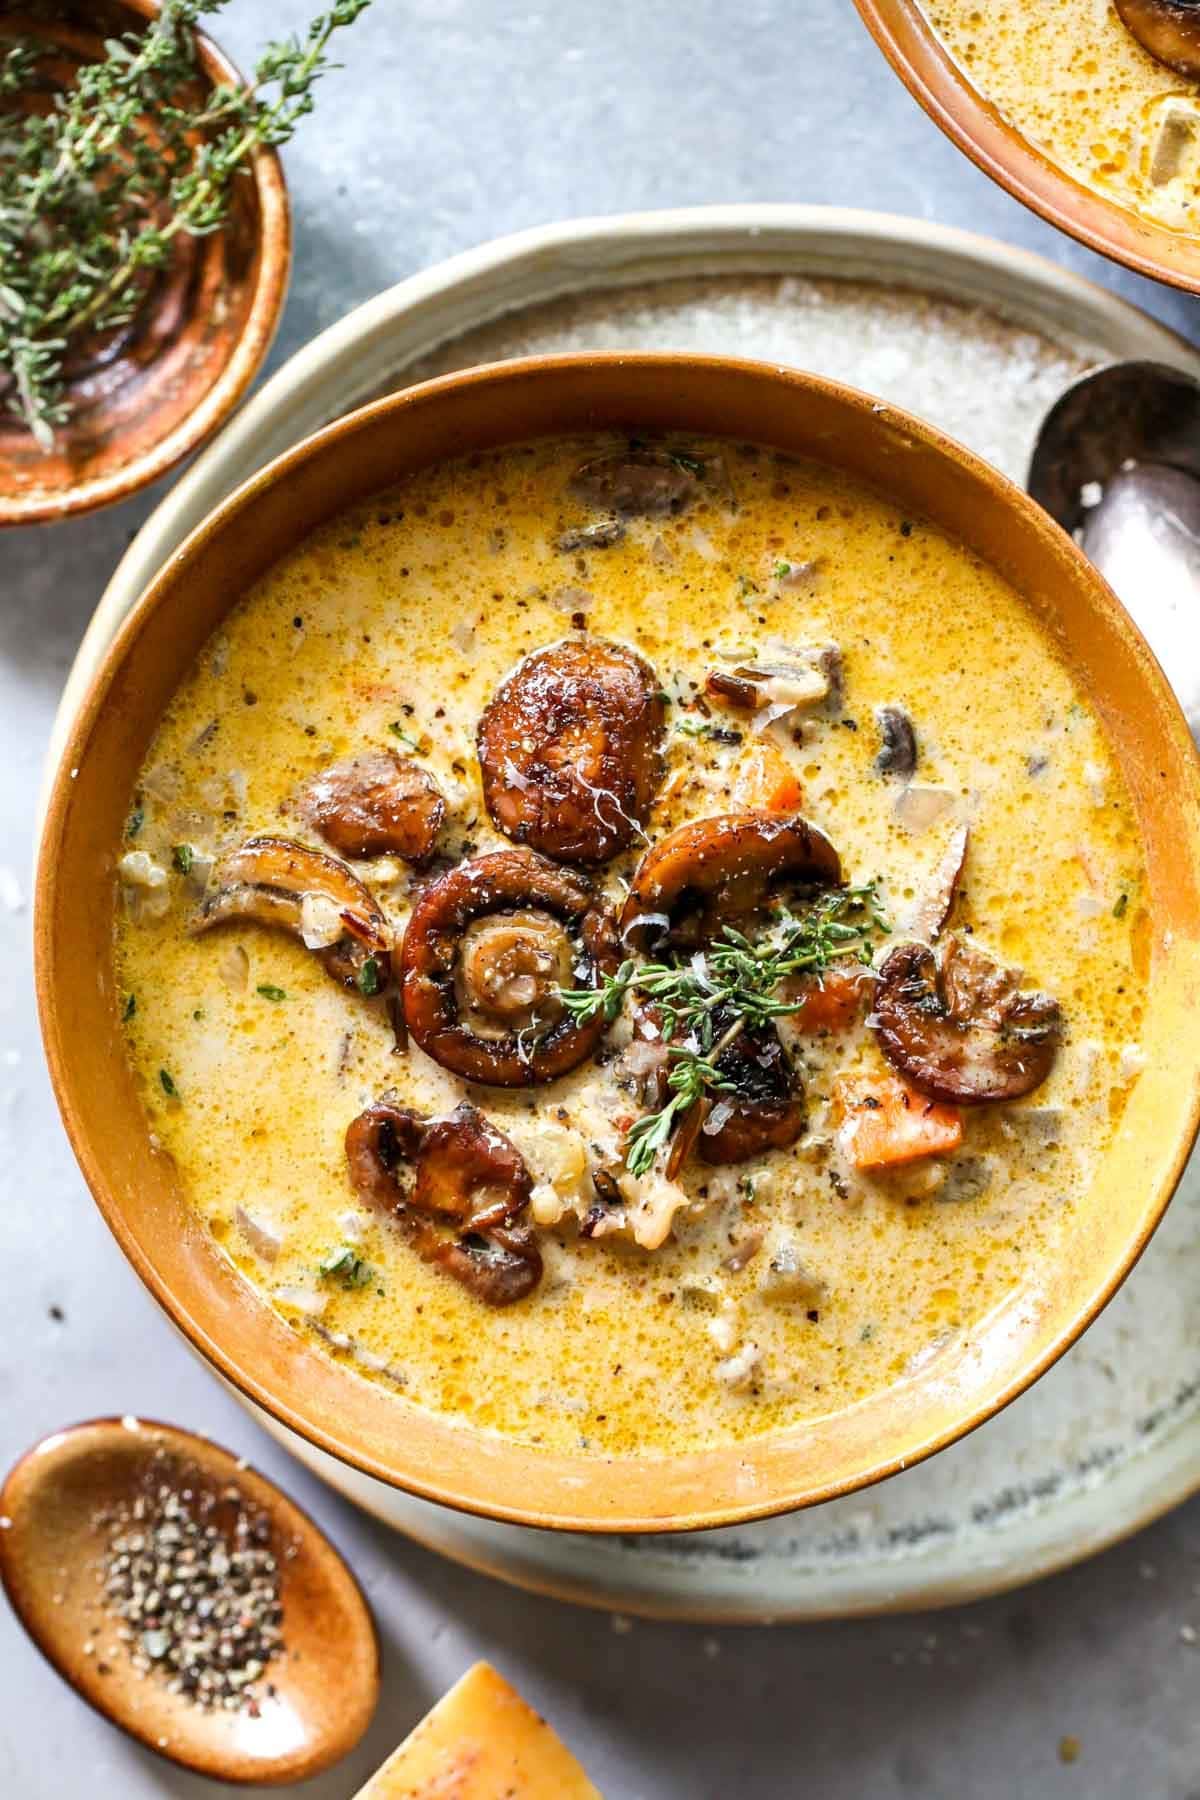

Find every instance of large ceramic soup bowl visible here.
[854,0,1200,294]
[36,355,1200,1533]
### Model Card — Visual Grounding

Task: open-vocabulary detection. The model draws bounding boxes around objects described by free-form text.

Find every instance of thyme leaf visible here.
[1,0,372,445]
[558,883,889,1174]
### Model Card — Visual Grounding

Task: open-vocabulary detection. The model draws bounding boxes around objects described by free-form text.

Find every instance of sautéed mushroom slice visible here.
[620,812,842,952]
[568,446,706,518]
[697,1027,806,1165]
[400,848,619,1086]
[1115,0,1200,77]
[477,637,666,864]
[346,1095,541,1305]
[874,704,918,779]
[192,835,391,993]
[873,934,1062,1105]
[301,750,445,864]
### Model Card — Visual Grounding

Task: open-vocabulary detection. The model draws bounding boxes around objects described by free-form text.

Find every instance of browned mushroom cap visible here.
[875,704,918,778]
[569,447,704,517]
[477,637,666,865]
[873,935,1062,1105]
[1115,0,1200,76]
[345,1095,541,1306]
[301,750,445,864]
[192,836,391,992]
[697,1028,806,1165]
[620,812,842,951]
[400,848,619,1086]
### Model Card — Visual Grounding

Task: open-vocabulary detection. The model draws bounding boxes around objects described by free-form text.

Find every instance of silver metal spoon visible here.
[1027,359,1200,736]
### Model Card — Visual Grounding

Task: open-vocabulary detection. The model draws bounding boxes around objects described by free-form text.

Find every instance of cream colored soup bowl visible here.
[35,354,1200,1533]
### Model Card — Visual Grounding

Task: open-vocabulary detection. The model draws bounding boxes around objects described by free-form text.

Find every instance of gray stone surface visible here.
[3,2,1200,1794]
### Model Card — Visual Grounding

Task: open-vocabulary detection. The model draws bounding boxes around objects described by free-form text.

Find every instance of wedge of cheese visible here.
[352,1661,603,1798]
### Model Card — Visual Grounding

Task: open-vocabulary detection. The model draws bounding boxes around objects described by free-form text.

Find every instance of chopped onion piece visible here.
[714,1340,761,1391]
[739,662,829,708]
[118,851,168,890]
[751,701,797,735]
[299,891,345,950]
[235,1206,282,1263]
[218,942,249,990]
[273,1283,326,1318]
[624,1039,667,1075]
[622,910,668,946]
[703,1100,735,1136]
[893,785,956,834]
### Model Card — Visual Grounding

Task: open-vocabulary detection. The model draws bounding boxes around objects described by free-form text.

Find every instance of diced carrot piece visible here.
[786,964,867,1033]
[833,1072,963,1172]
[729,740,804,813]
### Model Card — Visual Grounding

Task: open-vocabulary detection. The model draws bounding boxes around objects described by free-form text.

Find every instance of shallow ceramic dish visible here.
[853,0,1200,294]
[36,351,1200,1534]
[0,0,290,528]
[0,1416,379,1784]
[39,207,1200,1615]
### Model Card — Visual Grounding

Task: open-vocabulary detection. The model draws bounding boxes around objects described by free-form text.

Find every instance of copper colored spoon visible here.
[0,1418,379,1786]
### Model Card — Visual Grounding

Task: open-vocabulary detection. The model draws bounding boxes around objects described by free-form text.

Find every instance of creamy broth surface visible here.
[921,0,1200,230]
[114,435,1147,1458]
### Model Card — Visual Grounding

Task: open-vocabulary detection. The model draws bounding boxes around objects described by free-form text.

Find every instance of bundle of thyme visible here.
[0,0,371,447]
[560,883,890,1176]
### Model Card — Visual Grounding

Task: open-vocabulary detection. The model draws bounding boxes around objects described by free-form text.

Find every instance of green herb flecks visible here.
[1113,892,1129,919]
[256,983,288,1002]
[1,0,372,447]
[558,883,888,1175]
[388,722,421,751]
[172,842,195,875]
[667,449,704,478]
[126,806,144,840]
[158,1068,179,1099]
[356,956,380,997]
[625,1035,739,1178]
[121,993,137,1022]
[673,716,741,744]
[318,1245,373,1288]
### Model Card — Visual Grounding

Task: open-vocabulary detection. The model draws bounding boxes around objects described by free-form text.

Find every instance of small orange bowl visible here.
[853,0,1200,294]
[0,0,290,527]
[35,354,1200,1533]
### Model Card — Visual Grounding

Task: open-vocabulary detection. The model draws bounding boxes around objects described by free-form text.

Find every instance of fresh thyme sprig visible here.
[0,0,371,446]
[560,883,889,1177]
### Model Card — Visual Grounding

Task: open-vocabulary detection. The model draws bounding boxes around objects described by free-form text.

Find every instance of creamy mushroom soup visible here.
[920,0,1200,231]
[114,435,1148,1457]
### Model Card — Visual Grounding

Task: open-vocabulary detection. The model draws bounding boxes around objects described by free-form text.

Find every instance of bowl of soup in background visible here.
[853,0,1200,294]
[34,354,1200,1533]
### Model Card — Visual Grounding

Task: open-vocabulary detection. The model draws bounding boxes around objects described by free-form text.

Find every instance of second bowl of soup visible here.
[36,354,1200,1530]
[854,0,1200,293]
